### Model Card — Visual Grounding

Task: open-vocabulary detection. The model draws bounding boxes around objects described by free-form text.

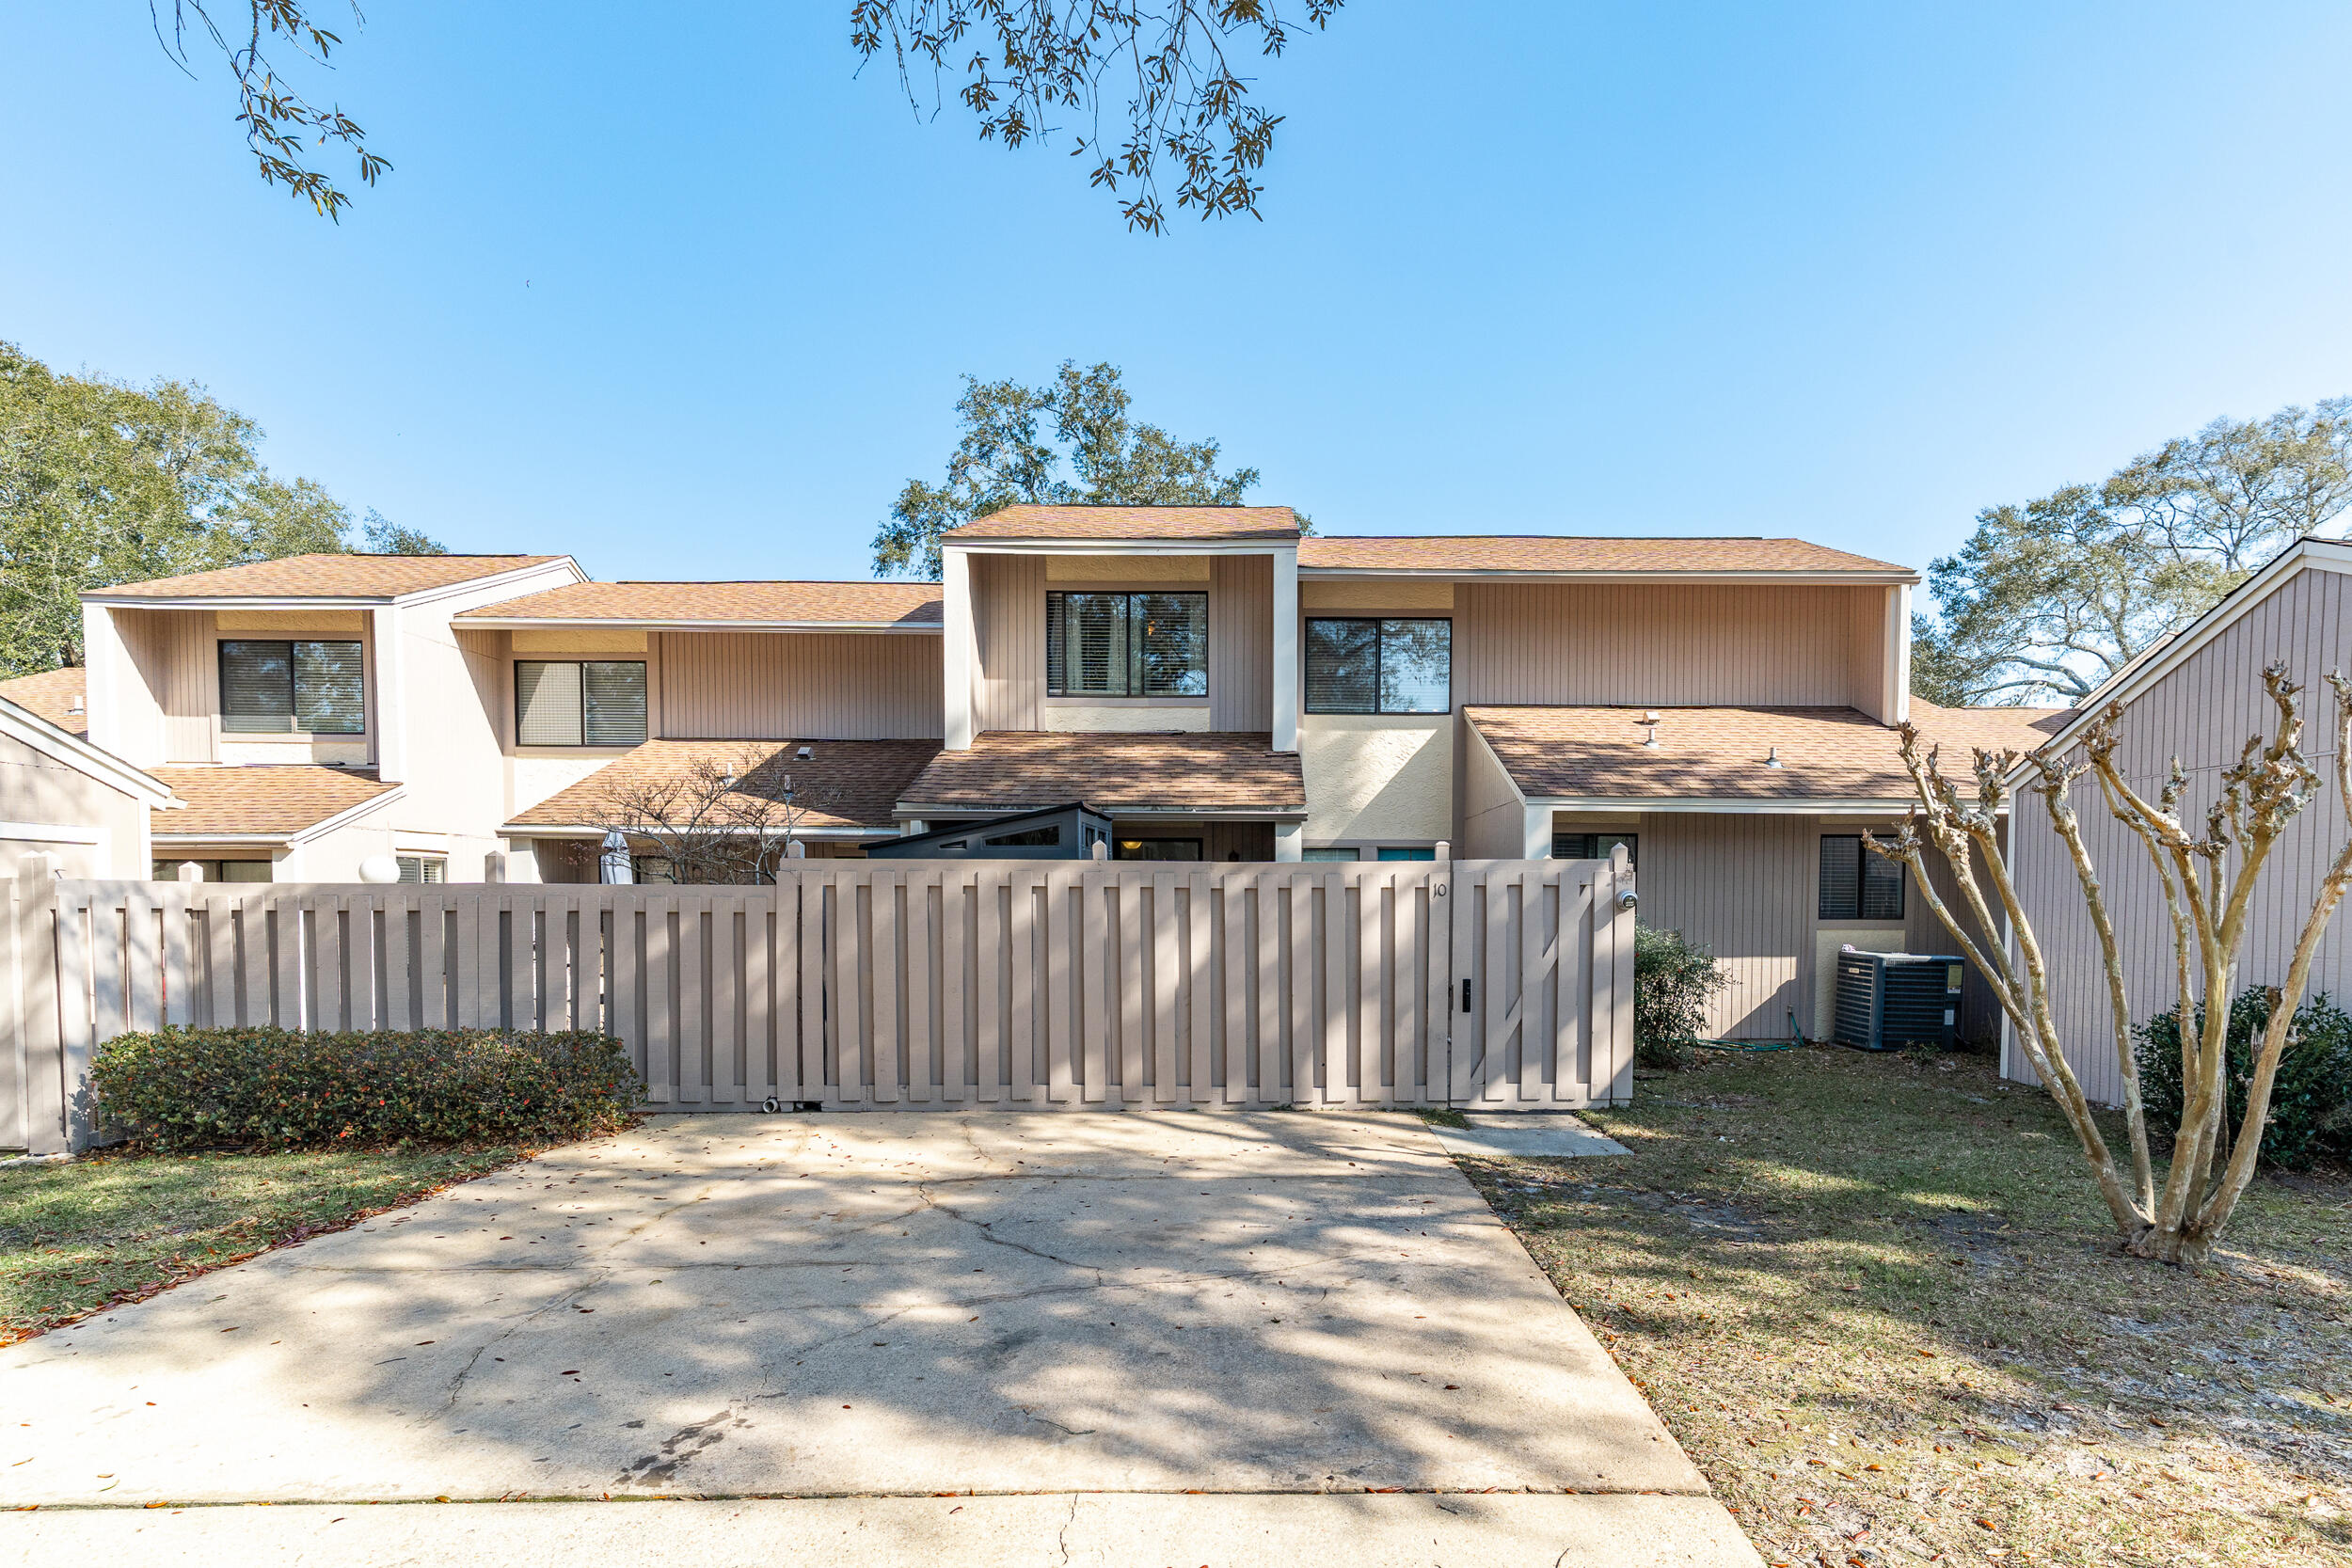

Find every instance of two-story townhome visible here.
[73,552,585,881]
[48,505,2056,1041]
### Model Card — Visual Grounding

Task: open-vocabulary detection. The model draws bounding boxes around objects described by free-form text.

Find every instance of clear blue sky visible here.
[6,4,2350,587]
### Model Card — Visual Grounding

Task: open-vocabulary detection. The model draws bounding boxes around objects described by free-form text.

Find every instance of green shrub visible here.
[91,1027,641,1151]
[2135,990,2352,1170]
[1634,924,1732,1069]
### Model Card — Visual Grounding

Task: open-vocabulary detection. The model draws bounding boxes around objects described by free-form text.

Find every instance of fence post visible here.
[1601,842,1637,1104]
[8,855,68,1154]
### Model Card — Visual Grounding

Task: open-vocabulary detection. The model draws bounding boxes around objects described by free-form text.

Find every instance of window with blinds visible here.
[1045,592,1206,697]
[1819,834,1904,920]
[1553,832,1637,867]
[515,661,646,746]
[1304,619,1451,714]
[218,641,364,734]
[395,855,446,883]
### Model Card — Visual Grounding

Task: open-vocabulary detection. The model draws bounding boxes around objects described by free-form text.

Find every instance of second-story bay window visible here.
[219,641,365,734]
[516,660,647,746]
[1045,592,1207,697]
[1305,619,1451,714]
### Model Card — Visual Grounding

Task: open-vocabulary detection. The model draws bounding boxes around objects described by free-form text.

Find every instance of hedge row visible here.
[91,1027,641,1150]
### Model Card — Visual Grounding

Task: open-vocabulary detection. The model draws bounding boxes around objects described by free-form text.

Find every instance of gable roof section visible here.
[1466,703,2069,808]
[1299,535,1914,577]
[2010,533,2352,768]
[898,731,1306,817]
[458,580,943,629]
[0,695,178,806]
[90,554,570,602]
[506,738,943,834]
[945,505,1302,545]
[145,765,402,840]
[0,667,87,736]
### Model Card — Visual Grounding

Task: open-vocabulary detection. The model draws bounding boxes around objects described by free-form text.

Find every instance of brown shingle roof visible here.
[1468,703,2077,802]
[507,739,942,832]
[0,667,87,736]
[1907,700,2075,760]
[899,732,1306,816]
[945,505,1302,544]
[94,554,567,600]
[150,765,399,838]
[1298,536,1912,575]
[458,580,942,626]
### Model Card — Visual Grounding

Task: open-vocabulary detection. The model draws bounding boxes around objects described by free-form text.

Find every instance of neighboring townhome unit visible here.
[0,692,180,877]
[2003,533,2352,1105]
[77,552,585,881]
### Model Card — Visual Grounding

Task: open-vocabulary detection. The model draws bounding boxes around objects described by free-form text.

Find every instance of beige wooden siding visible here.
[657,632,944,739]
[972,554,1045,732]
[2010,562,2351,1106]
[1907,833,2005,1048]
[1455,582,1879,707]
[1209,554,1272,730]
[1635,811,1818,1038]
[119,609,217,763]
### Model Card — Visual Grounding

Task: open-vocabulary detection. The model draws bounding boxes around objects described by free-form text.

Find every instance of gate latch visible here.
[1460,978,1473,1014]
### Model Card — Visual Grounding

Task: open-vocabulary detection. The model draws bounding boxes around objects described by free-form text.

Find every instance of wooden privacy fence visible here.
[2,849,1634,1153]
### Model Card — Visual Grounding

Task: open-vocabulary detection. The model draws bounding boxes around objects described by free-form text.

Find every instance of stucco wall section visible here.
[1301,715,1453,846]
[1042,704,1211,733]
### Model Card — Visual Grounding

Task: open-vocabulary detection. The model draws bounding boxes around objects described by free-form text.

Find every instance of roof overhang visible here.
[1527,795,1928,816]
[501,822,886,840]
[459,617,940,634]
[152,781,406,848]
[944,539,1297,556]
[0,698,180,807]
[1298,567,1918,586]
[896,801,1306,822]
[82,557,585,613]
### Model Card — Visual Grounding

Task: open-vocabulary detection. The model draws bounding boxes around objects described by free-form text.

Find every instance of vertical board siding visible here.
[1636,812,1816,1038]
[657,632,944,739]
[1457,582,1879,708]
[972,554,1046,733]
[1210,554,1273,731]
[2011,564,2352,1107]
[2,858,1637,1143]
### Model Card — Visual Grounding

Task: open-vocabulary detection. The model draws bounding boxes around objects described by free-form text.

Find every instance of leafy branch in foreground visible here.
[149,1,389,219]
[850,1,1343,231]
[1867,665,2352,1264]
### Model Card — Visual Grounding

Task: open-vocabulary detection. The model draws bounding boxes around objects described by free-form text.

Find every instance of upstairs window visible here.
[1820,834,1904,920]
[1304,619,1451,713]
[219,641,365,734]
[1046,592,1207,697]
[516,660,647,746]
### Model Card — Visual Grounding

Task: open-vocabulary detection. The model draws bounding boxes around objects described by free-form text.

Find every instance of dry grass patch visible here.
[0,1146,529,1344]
[1454,1047,2350,1568]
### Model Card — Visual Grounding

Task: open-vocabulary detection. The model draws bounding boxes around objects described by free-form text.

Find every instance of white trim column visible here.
[1522,803,1553,861]
[371,606,407,783]
[80,603,133,762]
[1270,545,1298,752]
[1880,583,1912,725]
[943,546,974,751]
[1274,820,1303,862]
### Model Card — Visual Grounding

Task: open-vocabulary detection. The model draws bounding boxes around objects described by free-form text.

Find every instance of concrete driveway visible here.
[0,1112,1757,1565]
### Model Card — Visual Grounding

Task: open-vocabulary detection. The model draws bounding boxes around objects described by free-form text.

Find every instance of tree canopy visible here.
[1913,399,2352,706]
[872,360,1264,578]
[149,3,1343,230]
[0,341,438,676]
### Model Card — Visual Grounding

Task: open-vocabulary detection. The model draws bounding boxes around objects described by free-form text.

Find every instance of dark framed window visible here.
[1304,618,1451,713]
[218,641,365,734]
[515,660,646,746]
[152,859,271,883]
[395,855,446,884]
[1045,592,1208,697]
[1553,832,1637,867]
[1820,834,1904,920]
[1114,837,1203,862]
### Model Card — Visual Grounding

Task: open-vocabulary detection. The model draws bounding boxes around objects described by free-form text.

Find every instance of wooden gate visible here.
[1,849,1633,1151]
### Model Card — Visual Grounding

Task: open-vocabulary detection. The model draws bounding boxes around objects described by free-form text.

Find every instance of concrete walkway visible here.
[0,1112,1757,1565]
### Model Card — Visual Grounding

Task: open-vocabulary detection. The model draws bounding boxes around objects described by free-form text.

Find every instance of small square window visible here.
[1820,835,1903,920]
[1552,832,1637,867]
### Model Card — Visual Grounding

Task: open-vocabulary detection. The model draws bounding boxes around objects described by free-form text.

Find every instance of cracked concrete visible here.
[0,1110,1758,1565]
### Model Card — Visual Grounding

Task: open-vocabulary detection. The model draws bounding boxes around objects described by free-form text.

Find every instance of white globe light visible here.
[358,854,402,884]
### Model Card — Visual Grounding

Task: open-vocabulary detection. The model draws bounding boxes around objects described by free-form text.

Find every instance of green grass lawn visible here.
[1451,1046,2351,1568]
[0,1145,529,1344]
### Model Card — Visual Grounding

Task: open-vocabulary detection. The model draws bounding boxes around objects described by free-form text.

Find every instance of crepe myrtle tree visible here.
[1866,664,2352,1264]
[583,746,843,885]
